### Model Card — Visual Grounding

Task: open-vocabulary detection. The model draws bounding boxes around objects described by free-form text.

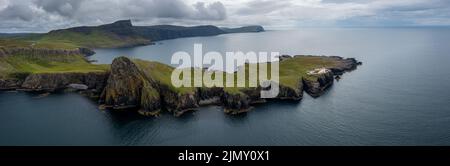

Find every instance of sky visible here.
[1,0,450,32]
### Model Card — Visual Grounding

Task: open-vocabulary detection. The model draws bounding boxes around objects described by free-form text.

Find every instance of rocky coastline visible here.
[0,55,361,117]
[0,47,95,57]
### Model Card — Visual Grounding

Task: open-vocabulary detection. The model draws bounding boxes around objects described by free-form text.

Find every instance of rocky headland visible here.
[0,20,361,117]
[0,55,361,117]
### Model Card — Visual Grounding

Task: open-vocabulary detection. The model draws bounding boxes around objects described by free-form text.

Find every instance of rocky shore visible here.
[0,55,361,117]
[0,47,95,57]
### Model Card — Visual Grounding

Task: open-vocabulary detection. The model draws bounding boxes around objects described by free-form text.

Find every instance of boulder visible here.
[67,84,89,90]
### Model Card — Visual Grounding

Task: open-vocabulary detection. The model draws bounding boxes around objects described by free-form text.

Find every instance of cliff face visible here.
[51,20,137,38]
[100,57,201,116]
[21,72,109,92]
[100,57,160,110]
[222,92,252,114]
[134,25,226,41]
[327,56,362,75]
[97,56,362,116]
[221,26,265,33]
[303,71,334,97]
[296,55,361,97]
[159,88,199,116]
[277,83,304,100]
[0,79,22,90]
[0,55,361,117]
[221,83,304,114]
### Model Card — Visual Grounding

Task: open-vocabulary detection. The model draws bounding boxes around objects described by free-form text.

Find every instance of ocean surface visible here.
[1,28,450,145]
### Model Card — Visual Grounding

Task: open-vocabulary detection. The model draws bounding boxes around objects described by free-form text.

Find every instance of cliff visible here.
[21,72,108,92]
[100,57,200,116]
[98,56,361,116]
[134,25,226,41]
[0,79,22,90]
[134,25,265,42]
[0,53,109,94]
[100,57,161,111]
[221,26,265,33]
[302,68,335,97]
[0,54,360,117]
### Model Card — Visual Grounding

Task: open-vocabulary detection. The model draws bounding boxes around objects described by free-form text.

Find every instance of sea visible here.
[1,28,450,145]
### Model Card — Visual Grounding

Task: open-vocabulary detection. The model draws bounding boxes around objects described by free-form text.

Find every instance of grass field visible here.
[0,54,109,79]
[0,28,150,50]
[0,37,79,50]
[279,56,337,88]
[39,30,149,48]
[133,59,197,94]
[132,56,339,95]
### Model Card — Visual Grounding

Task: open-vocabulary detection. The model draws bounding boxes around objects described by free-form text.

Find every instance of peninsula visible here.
[0,20,361,117]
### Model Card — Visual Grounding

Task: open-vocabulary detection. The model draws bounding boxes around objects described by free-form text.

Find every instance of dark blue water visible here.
[1,28,450,145]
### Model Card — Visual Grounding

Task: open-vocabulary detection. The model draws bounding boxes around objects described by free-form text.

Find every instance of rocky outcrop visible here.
[277,82,303,100]
[0,47,6,57]
[160,88,199,116]
[327,56,361,75]
[277,55,293,61]
[303,70,335,97]
[222,92,252,114]
[20,72,108,92]
[78,48,96,56]
[197,87,224,106]
[100,57,202,116]
[0,55,361,117]
[98,56,362,116]
[294,55,362,97]
[221,83,304,113]
[100,57,160,110]
[0,79,22,90]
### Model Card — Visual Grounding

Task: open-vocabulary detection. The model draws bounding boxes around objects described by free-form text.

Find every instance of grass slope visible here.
[0,30,149,50]
[0,36,79,49]
[279,56,337,89]
[40,30,149,48]
[0,54,109,79]
[133,59,196,94]
[131,56,339,95]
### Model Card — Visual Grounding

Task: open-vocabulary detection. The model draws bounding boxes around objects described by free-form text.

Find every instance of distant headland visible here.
[1,20,264,50]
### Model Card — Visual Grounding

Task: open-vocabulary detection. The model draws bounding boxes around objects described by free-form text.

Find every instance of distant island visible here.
[0,20,361,117]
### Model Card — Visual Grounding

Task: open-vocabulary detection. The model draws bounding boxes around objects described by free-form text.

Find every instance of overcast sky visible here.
[1,0,450,32]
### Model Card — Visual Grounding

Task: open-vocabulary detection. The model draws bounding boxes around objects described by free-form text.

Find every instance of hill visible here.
[0,20,265,49]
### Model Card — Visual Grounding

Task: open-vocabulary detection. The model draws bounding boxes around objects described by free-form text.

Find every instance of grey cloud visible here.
[0,1,37,21]
[121,0,192,19]
[0,0,228,32]
[35,0,84,18]
[2,0,450,32]
[192,2,226,20]
[236,0,291,15]
[120,0,226,21]
[375,0,449,12]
